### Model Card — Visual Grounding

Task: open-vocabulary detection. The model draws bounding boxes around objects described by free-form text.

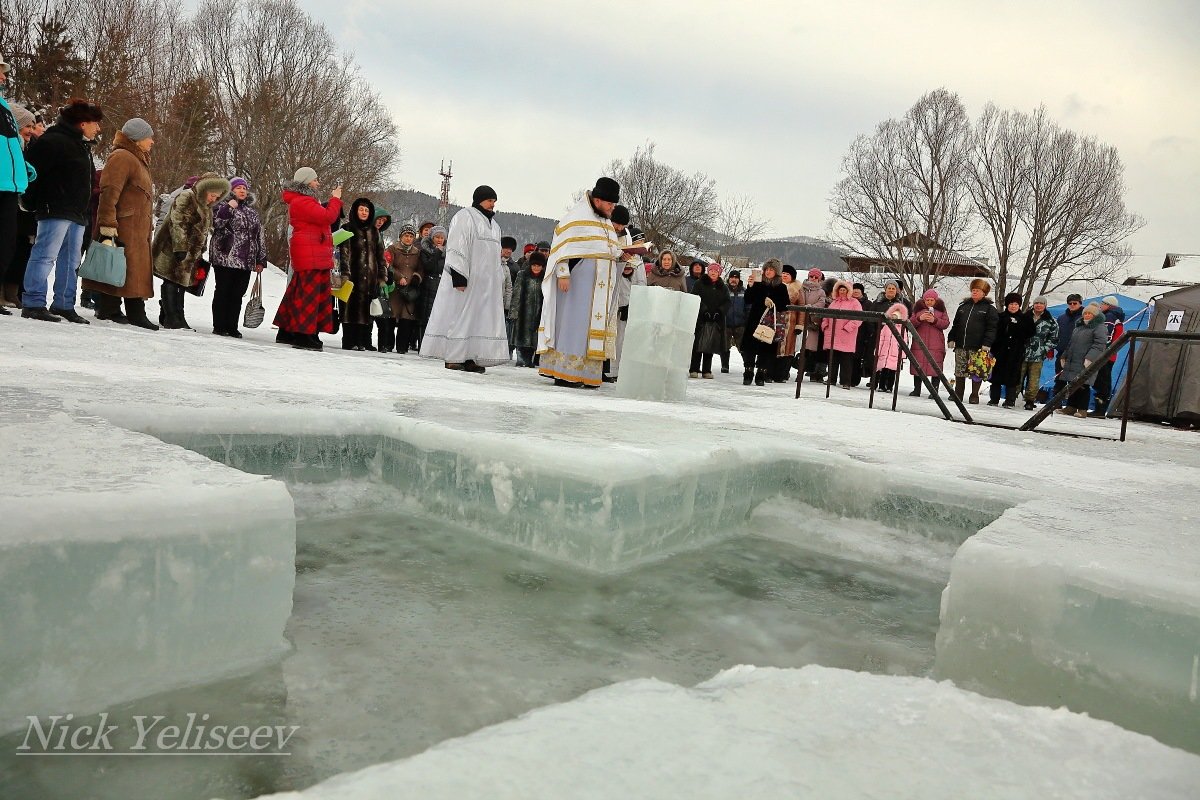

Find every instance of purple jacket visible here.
[210,192,267,271]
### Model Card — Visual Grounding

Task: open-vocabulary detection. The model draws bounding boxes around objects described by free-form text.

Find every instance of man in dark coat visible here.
[21,98,103,323]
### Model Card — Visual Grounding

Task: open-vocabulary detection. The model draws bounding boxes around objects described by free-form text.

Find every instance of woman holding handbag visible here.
[151,172,229,329]
[739,258,790,386]
[209,177,266,338]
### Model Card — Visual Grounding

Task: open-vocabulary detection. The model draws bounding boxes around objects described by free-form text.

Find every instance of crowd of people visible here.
[0,75,1127,415]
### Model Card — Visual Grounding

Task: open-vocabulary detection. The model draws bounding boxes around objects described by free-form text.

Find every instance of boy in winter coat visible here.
[874,302,909,392]
[987,293,1035,407]
[1019,296,1058,410]
[947,278,999,404]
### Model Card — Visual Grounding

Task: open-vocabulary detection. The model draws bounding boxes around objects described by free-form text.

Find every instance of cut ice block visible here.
[248,665,1200,799]
[0,411,295,735]
[935,501,1200,754]
[617,285,700,402]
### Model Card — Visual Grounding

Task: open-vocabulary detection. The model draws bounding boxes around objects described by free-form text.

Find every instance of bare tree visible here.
[1013,108,1143,299]
[829,89,977,299]
[713,195,769,257]
[605,142,720,252]
[966,104,1030,298]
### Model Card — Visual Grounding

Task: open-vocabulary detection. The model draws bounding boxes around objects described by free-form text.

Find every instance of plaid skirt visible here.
[273,270,334,334]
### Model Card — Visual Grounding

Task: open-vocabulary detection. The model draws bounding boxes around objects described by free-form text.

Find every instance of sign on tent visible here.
[1165,310,1185,332]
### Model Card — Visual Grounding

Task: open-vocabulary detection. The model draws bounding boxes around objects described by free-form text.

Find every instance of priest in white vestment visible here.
[420,185,510,373]
[537,177,626,387]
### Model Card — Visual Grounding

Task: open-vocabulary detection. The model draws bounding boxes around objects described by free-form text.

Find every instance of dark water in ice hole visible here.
[0,512,943,800]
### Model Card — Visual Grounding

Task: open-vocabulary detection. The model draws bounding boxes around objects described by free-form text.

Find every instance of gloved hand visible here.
[174,251,186,262]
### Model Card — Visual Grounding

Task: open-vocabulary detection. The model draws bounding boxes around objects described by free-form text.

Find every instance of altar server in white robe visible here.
[420,185,510,373]
[608,205,646,381]
[537,177,626,388]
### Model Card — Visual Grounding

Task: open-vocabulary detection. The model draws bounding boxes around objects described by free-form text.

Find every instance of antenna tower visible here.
[437,159,453,226]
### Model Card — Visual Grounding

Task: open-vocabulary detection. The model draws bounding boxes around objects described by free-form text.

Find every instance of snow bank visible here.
[246,665,1200,800]
[0,395,295,735]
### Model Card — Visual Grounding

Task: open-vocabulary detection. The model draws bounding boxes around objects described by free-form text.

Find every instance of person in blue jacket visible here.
[0,54,36,317]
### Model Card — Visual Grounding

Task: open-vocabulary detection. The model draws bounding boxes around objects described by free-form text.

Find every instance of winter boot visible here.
[1091,397,1109,418]
[754,369,767,387]
[125,299,159,331]
[1002,386,1017,408]
[953,377,967,403]
[95,293,129,324]
[720,352,730,373]
[968,382,981,404]
[909,376,922,397]
[743,370,753,386]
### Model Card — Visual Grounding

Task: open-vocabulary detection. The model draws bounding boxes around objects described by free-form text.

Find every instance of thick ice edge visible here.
[243,664,1200,800]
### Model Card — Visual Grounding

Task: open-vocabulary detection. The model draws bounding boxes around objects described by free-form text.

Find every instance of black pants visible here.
[743,350,775,376]
[212,266,251,334]
[0,192,18,287]
[1093,361,1114,402]
[877,368,896,392]
[395,319,417,353]
[1069,385,1092,411]
[517,347,537,367]
[827,351,855,386]
[989,355,1023,403]
[376,318,397,352]
[690,352,714,374]
[342,322,372,349]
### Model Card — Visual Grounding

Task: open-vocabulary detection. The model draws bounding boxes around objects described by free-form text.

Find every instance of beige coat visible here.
[86,132,154,298]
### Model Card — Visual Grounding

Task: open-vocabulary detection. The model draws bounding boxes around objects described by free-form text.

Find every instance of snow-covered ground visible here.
[3,269,1198,795]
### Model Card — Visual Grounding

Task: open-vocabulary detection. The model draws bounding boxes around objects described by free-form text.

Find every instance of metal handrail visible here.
[786,305,973,423]
[1019,329,1200,441]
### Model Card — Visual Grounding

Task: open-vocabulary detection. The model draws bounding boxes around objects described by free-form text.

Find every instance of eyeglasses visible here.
[1068,301,1081,306]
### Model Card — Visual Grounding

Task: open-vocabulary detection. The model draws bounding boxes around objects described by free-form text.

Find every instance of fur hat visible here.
[472,185,497,205]
[192,173,231,201]
[610,204,630,226]
[293,166,317,184]
[591,177,620,203]
[1003,292,1022,306]
[969,278,991,295]
[60,98,104,126]
[1083,302,1102,317]
[832,278,853,296]
[430,225,447,239]
[11,104,34,130]
[852,282,866,294]
[1032,296,1048,305]
[887,302,909,320]
[807,268,823,281]
[762,258,782,275]
[1102,295,1119,307]
[528,251,548,268]
[500,235,517,250]
[781,265,797,279]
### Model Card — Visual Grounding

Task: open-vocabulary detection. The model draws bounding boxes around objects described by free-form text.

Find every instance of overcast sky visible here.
[296,0,1198,260]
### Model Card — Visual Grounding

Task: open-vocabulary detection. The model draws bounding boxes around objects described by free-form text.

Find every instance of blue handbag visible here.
[78,242,128,287]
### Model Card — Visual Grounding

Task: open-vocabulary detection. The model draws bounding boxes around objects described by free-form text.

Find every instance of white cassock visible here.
[419,206,510,366]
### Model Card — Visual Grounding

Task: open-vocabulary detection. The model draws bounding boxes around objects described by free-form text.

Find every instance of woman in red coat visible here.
[273,166,342,351]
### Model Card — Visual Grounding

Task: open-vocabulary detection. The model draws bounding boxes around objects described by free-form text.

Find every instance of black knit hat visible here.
[781,265,797,279]
[852,282,866,294]
[472,185,497,205]
[611,204,630,225]
[501,236,517,250]
[728,270,741,279]
[591,177,620,203]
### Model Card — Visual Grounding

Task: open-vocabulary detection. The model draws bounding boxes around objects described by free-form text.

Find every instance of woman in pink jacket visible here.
[908,288,950,396]
[874,302,909,391]
[819,279,862,388]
